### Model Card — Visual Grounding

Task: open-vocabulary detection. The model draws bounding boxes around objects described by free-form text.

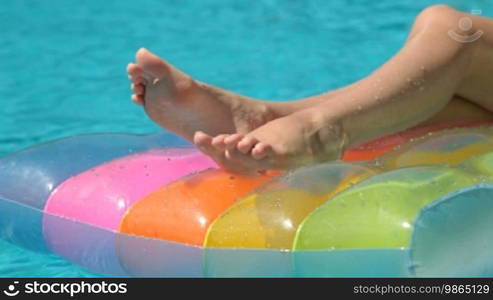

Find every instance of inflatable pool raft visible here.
[1,121,493,277]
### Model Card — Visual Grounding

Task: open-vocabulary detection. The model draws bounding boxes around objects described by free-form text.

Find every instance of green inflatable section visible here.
[465,151,493,178]
[293,166,479,250]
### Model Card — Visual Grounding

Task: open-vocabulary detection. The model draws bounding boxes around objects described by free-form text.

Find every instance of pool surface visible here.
[0,0,491,277]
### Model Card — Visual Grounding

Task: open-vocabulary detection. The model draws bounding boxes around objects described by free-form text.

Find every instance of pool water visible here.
[0,0,490,277]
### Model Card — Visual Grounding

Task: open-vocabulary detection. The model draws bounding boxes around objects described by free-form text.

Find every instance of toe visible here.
[224,147,242,161]
[195,132,256,173]
[212,134,228,151]
[136,48,194,93]
[251,143,273,160]
[237,136,259,154]
[136,48,171,79]
[194,131,224,158]
[131,83,145,95]
[127,63,143,78]
[224,147,264,174]
[128,72,148,86]
[224,134,244,149]
[193,131,212,149]
[131,94,144,106]
[130,76,146,85]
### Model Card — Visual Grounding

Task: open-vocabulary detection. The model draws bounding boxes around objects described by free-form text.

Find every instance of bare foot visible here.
[126,48,277,141]
[195,108,348,173]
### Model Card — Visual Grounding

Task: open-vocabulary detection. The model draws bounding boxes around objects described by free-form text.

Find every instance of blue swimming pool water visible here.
[0,0,491,277]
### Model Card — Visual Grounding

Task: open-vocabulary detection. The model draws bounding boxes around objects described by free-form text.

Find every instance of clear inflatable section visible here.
[115,231,204,277]
[292,249,411,277]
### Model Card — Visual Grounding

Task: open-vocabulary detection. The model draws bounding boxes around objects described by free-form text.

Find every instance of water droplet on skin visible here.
[373,160,383,168]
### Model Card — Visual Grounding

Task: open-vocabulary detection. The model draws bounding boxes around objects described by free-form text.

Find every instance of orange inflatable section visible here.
[119,169,280,246]
[343,120,493,161]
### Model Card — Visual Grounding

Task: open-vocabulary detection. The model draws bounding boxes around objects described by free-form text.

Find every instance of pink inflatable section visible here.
[44,148,216,230]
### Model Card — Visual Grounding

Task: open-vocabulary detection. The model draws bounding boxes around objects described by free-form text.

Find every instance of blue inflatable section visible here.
[411,184,493,277]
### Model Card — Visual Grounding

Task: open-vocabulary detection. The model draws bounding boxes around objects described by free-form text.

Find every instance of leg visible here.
[126,49,348,141]
[337,5,493,146]
[126,49,278,140]
[207,5,493,172]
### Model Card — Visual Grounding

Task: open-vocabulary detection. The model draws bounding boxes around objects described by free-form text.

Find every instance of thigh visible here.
[418,95,493,126]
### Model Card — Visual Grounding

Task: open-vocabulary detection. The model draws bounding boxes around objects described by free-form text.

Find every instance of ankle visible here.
[315,112,349,160]
[292,107,349,161]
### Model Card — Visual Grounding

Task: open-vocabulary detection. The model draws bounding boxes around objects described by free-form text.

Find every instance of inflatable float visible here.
[1,120,493,277]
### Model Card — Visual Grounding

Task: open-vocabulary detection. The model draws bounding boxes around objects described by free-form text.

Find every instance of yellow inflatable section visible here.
[204,163,377,249]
